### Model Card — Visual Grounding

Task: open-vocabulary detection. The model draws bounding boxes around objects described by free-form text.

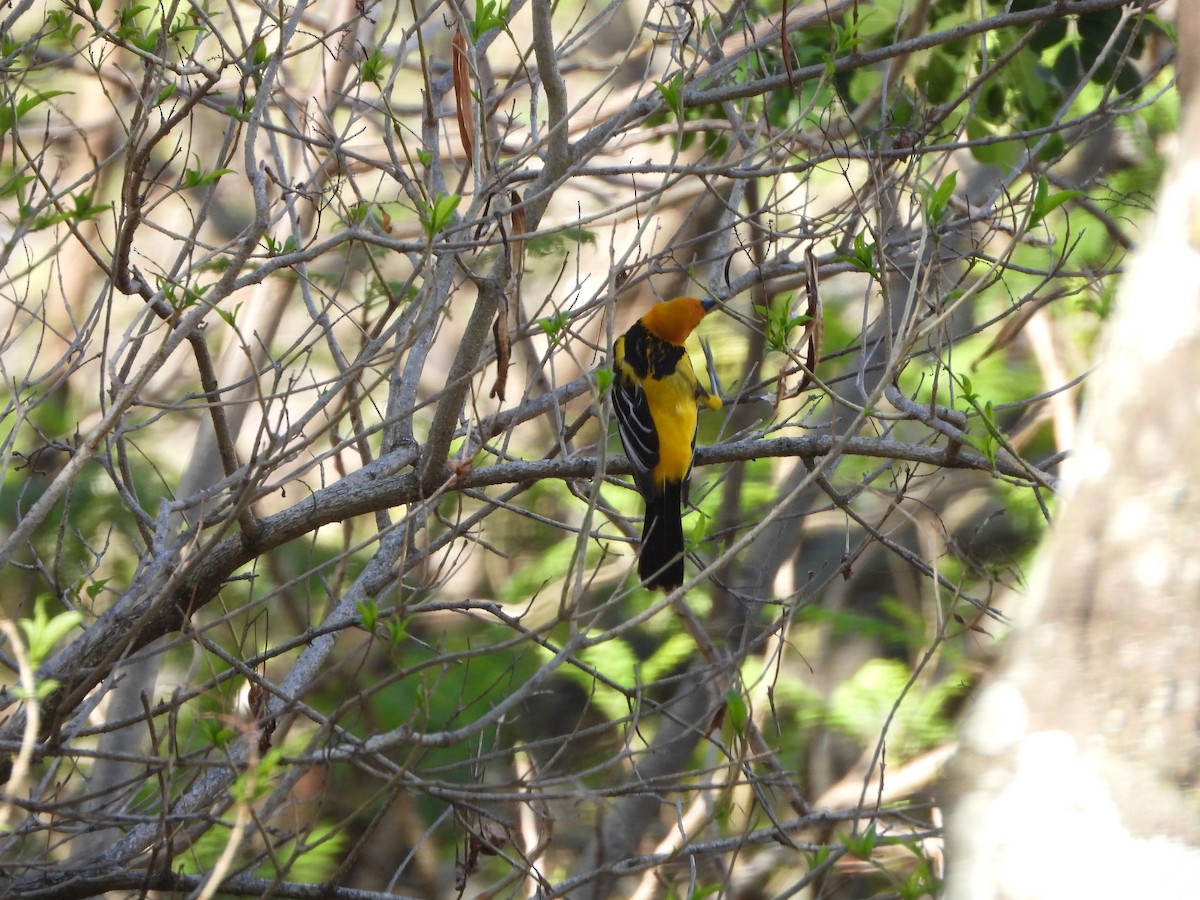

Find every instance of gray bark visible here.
[943,9,1200,896]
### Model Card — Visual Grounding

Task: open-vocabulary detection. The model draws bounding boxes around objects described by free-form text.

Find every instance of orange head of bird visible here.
[639,296,718,346]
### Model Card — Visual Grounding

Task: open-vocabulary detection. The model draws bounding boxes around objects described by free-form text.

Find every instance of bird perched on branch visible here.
[612,296,722,590]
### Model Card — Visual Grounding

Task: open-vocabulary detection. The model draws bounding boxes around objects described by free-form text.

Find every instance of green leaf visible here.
[686,506,712,547]
[654,72,685,119]
[130,27,162,53]
[758,296,810,352]
[981,431,999,467]
[233,748,283,802]
[957,373,974,401]
[924,170,957,226]
[835,229,878,277]
[595,367,614,395]
[357,598,379,633]
[640,632,694,682]
[0,90,73,139]
[361,46,385,84]
[806,844,831,870]
[830,17,865,56]
[387,617,409,647]
[416,191,461,238]
[17,596,84,668]
[0,171,34,199]
[725,688,748,735]
[14,677,62,702]
[845,820,877,861]
[472,0,509,40]
[182,154,236,189]
[965,113,1023,169]
[214,302,241,328]
[226,94,255,123]
[47,9,84,45]
[537,311,569,344]
[917,50,957,106]
[1029,175,1083,227]
[572,638,640,721]
[70,190,111,223]
[250,38,269,67]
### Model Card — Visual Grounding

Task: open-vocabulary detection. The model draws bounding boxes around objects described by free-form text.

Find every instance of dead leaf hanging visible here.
[452,30,474,166]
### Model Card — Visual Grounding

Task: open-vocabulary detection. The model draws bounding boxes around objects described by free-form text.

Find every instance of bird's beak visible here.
[701,297,719,314]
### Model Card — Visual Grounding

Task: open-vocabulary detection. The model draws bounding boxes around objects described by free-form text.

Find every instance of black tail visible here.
[639,481,685,590]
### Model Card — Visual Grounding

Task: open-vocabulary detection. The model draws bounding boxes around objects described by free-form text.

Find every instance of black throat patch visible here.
[622,322,685,380]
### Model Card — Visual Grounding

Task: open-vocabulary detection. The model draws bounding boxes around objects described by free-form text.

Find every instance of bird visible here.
[612,296,722,590]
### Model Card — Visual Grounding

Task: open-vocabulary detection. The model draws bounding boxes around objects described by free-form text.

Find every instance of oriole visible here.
[613,296,722,590]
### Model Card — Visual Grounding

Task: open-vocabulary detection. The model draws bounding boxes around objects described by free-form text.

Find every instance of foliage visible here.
[0,0,1174,897]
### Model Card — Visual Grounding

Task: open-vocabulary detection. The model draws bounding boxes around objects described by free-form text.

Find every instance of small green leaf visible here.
[835,229,878,277]
[806,844,831,870]
[416,191,461,238]
[0,172,35,199]
[14,677,62,702]
[537,311,569,344]
[47,9,84,45]
[654,72,685,119]
[227,92,257,122]
[233,748,283,802]
[957,373,977,405]
[0,90,72,139]
[1029,175,1083,227]
[70,190,111,223]
[198,717,234,747]
[472,0,509,40]
[966,113,1023,169]
[214,302,242,328]
[923,170,957,227]
[387,617,409,647]
[347,202,372,226]
[17,597,83,668]
[758,296,809,352]
[726,688,748,735]
[595,367,614,395]
[131,28,162,53]
[18,90,71,119]
[433,193,460,224]
[357,598,379,633]
[361,46,385,84]
[845,821,878,861]
[182,154,236,189]
[981,431,999,467]
[250,38,269,67]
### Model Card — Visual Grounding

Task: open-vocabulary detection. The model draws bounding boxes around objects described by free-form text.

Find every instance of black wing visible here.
[612,367,658,501]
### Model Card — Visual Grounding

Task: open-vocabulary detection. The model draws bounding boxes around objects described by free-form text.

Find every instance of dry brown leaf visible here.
[509,190,526,282]
[452,30,474,166]
[796,245,824,395]
[489,297,510,401]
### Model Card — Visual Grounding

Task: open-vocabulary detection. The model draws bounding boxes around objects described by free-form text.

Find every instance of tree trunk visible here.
[943,9,1200,896]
